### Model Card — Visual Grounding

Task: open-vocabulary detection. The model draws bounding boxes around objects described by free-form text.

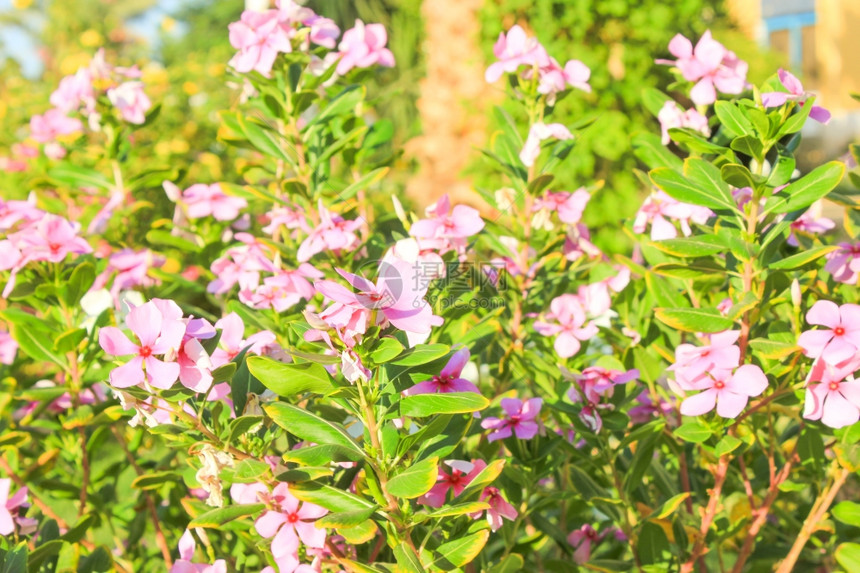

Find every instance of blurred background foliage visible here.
[0,0,781,253]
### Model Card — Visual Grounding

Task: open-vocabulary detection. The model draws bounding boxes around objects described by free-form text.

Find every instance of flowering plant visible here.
[2,9,860,573]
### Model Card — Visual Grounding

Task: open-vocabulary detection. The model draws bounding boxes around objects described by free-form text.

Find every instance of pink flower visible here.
[181,183,247,221]
[107,82,152,125]
[409,194,485,246]
[679,364,768,418]
[670,330,741,384]
[568,524,601,564]
[92,249,163,305]
[418,459,487,507]
[210,312,277,368]
[762,68,831,124]
[0,478,32,535]
[315,256,443,341]
[657,31,748,105]
[485,25,547,83]
[404,348,480,396]
[254,483,328,555]
[9,213,93,265]
[240,264,322,312]
[176,318,217,393]
[533,189,591,225]
[519,122,573,167]
[534,294,598,358]
[336,20,395,75]
[803,357,860,428]
[480,487,518,531]
[481,397,542,441]
[29,108,83,143]
[567,367,639,404]
[787,210,835,246]
[171,530,227,573]
[633,190,713,240]
[99,299,186,390]
[297,202,362,262]
[798,301,860,364]
[658,101,710,145]
[207,236,274,295]
[50,67,95,114]
[824,242,860,285]
[228,10,292,76]
[534,58,592,98]
[0,331,18,365]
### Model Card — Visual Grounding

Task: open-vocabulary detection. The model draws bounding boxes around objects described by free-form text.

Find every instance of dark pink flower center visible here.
[287,512,299,524]
[829,382,840,391]
[139,346,153,358]
[444,471,465,486]
[49,242,62,253]
[435,374,453,387]
[714,380,725,390]
[835,327,846,336]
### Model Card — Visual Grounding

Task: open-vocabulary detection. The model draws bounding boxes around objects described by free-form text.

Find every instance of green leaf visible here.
[714,101,753,138]
[400,392,489,417]
[370,338,405,364]
[290,481,375,513]
[749,339,800,360]
[714,435,743,457]
[721,163,755,189]
[835,543,860,571]
[387,457,439,499]
[282,444,365,466]
[188,503,265,528]
[393,543,425,573]
[487,554,525,573]
[667,127,728,154]
[651,259,724,279]
[655,307,733,333]
[76,546,112,573]
[27,540,63,572]
[650,166,737,213]
[459,459,506,500]
[64,262,96,306]
[1,543,27,573]
[335,167,389,201]
[432,530,490,570]
[232,458,271,482]
[833,501,860,527]
[0,310,67,369]
[674,421,712,443]
[767,153,796,187]
[47,166,112,190]
[265,402,365,459]
[227,415,264,442]
[653,493,691,519]
[131,471,179,490]
[684,158,735,206]
[54,328,87,354]
[391,344,450,366]
[730,135,764,161]
[419,502,490,521]
[632,132,682,171]
[247,356,334,396]
[637,521,670,565]
[651,236,727,258]
[238,115,291,161]
[769,246,838,270]
[145,229,201,253]
[315,506,377,529]
[763,161,845,215]
[642,88,672,117]
[778,97,814,136]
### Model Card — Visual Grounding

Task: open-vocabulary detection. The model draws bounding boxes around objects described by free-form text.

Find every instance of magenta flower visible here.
[107,81,152,124]
[485,25,547,83]
[228,9,292,76]
[29,108,83,143]
[762,68,831,124]
[658,101,710,145]
[0,478,32,535]
[534,294,598,358]
[481,397,542,441]
[633,190,713,240]
[824,242,860,285]
[803,357,860,428]
[788,210,835,247]
[657,31,748,105]
[171,530,227,573]
[679,364,768,418]
[419,459,487,507]
[255,483,328,555]
[404,348,480,396]
[99,299,186,390]
[519,122,573,167]
[409,194,485,245]
[798,301,860,365]
[480,487,518,531]
[568,524,602,564]
[670,330,740,384]
[567,366,639,404]
[336,20,395,75]
[181,183,247,221]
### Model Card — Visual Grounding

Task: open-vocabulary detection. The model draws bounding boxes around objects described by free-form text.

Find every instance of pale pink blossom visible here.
[0,331,17,365]
[255,483,328,555]
[633,190,713,240]
[29,108,83,143]
[534,57,592,97]
[658,101,710,145]
[336,20,395,75]
[176,318,217,393]
[171,530,227,573]
[409,194,485,248]
[762,68,831,124]
[481,397,542,441]
[99,299,186,389]
[534,294,598,358]
[297,202,362,262]
[824,242,860,285]
[798,301,860,364]
[92,249,163,305]
[679,364,768,418]
[210,312,278,368]
[788,210,835,246]
[485,25,547,83]
[534,189,591,225]
[404,348,480,396]
[228,10,292,76]
[240,264,322,312]
[803,357,860,428]
[50,67,95,114]
[0,478,34,536]
[567,367,639,404]
[519,122,573,167]
[670,330,741,385]
[107,82,152,124]
[9,214,92,265]
[480,487,518,531]
[178,183,247,221]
